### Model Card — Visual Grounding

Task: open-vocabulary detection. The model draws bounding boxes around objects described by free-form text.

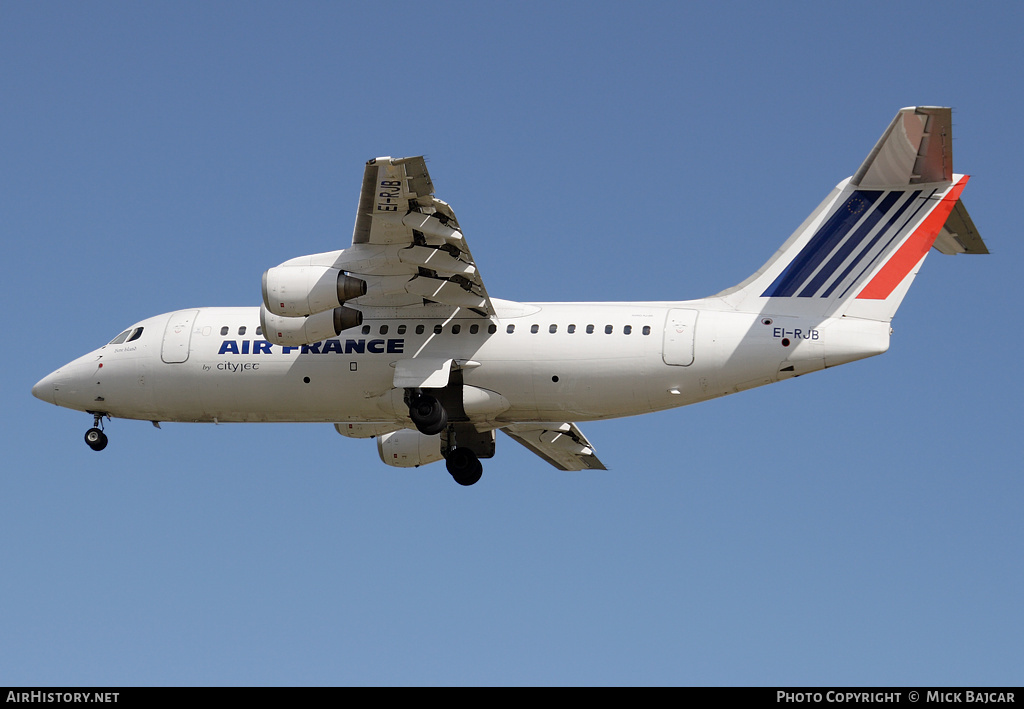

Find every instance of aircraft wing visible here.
[344,156,495,315]
[501,423,608,471]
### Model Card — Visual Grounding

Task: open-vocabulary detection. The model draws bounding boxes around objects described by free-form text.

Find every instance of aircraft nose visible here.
[32,370,59,405]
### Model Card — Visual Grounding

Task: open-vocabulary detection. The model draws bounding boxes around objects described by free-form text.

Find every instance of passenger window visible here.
[433,324,443,334]
[255,327,262,336]
[568,324,576,334]
[398,325,407,334]
[220,326,229,336]
[530,324,539,334]
[238,326,246,336]
[470,324,479,334]
[624,325,632,335]
[452,324,461,334]
[415,324,425,335]
[507,324,515,334]
[604,325,613,334]
[549,324,557,334]
[380,325,388,335]
[586,325,595,334]
[362,325,371,335]
[488,324,497,334]
[643,325,651,335]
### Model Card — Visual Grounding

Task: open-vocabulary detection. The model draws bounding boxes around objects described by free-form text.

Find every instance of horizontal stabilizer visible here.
[501,423,607,471]
[933,199,988,254]
[852,107,952,188]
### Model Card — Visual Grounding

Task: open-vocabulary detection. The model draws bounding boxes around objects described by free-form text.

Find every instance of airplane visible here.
[32,106,987,485]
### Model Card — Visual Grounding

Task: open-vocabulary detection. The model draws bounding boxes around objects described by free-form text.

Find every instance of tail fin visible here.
[717,107,986,323]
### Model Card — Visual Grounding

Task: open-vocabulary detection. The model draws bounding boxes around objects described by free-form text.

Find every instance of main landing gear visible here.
[406,389,487,486]
[408,392,448,436]
[84,412,109,451]
[446,447,483,486]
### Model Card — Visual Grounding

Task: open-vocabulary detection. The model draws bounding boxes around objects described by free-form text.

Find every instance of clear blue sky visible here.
[3,1,1021,686]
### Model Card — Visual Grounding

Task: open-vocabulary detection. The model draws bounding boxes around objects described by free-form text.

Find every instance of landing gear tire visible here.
[446,447,483,486]
[409,394,448,436]
[84,427,108,451]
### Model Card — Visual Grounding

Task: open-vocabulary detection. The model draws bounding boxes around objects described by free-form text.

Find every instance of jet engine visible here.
[260,304,362,346]
[262,266,366,317]
[377,429,443,468]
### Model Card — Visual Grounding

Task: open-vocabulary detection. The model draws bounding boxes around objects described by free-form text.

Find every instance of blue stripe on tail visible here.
[761,191,882,298]
[796,191,903,297]
[821,190,920,298]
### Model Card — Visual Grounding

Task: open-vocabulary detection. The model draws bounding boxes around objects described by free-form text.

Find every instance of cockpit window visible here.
[108,327,144,345]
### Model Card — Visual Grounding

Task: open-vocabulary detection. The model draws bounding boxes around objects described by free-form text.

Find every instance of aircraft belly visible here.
[543,357,649,419]
[191,357,391,423]
[469,355,654,421]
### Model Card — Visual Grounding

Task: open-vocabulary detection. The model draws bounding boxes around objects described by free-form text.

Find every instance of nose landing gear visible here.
[84,412,109,451]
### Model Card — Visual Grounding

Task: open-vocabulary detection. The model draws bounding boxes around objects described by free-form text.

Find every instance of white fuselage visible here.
[34,297,890,427]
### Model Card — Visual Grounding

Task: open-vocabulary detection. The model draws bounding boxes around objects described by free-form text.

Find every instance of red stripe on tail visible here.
[856,177,969,300]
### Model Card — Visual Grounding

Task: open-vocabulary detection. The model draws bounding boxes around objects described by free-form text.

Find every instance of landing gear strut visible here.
[408,393,448,436]
[446,447,483,486]
[84,413,108,451]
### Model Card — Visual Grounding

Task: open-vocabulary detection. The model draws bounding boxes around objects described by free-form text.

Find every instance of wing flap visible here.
[346,156,494,315]
[501,423,607,471]
[263,156,495,348]
[405,276,489,310]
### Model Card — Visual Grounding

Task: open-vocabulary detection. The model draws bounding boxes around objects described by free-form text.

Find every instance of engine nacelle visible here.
[260,304,362,346]
[262,266,366,317]
[377,429,444,468]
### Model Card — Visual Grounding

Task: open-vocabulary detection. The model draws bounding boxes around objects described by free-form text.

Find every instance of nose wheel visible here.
[85,428,108,451]
[84,413,109,451]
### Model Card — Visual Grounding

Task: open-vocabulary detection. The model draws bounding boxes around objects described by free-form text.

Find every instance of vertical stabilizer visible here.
[716,107,985,323]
